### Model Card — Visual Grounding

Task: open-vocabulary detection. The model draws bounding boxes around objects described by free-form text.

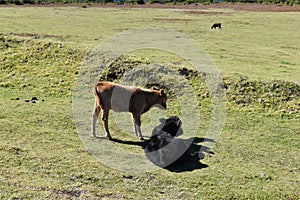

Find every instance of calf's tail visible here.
[93,82,104,107]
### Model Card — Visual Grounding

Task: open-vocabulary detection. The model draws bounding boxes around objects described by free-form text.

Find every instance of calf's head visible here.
[154,89,167,110]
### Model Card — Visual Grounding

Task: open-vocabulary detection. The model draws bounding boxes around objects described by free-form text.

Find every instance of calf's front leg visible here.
[132,113,143,140]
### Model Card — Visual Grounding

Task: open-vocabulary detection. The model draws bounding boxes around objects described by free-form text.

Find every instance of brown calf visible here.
[91,82,167,140]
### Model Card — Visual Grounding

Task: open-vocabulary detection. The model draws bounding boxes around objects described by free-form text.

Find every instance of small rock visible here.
[260,173,266,177]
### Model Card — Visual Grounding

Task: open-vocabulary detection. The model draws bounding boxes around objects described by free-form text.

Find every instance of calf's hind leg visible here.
[102,109,112,140]
[91,105,101,137]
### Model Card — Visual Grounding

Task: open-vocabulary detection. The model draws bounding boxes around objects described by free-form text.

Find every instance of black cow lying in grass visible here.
[211,23,222,29]
[144,116,211,172]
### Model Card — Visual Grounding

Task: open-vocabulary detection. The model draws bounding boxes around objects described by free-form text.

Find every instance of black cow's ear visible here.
[159,118,165,123]
[160,89,165,96]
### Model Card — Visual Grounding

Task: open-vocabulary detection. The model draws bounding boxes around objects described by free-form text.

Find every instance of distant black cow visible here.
[211,23,222,29]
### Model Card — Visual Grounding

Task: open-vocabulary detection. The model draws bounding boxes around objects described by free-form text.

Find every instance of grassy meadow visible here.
[0,5,299,199]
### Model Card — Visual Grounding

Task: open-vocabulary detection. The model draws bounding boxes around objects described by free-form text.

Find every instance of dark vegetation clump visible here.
[145,82,169,90]
[178,67,202,79]
[98,55,150,82]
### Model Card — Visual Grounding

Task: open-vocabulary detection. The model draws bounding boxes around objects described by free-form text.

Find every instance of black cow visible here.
[145,116,209,172]
[211,23,222,29]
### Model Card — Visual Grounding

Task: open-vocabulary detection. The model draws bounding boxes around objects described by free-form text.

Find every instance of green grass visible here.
[0,6,299,199]
[0,6,299,82]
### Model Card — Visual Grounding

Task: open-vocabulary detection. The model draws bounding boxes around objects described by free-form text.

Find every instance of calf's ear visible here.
[151,86,159,90]
[160,89,165,96]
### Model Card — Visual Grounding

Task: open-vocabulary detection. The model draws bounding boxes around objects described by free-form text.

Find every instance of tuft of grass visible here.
[0,34,88,97]
[223,75,300,118]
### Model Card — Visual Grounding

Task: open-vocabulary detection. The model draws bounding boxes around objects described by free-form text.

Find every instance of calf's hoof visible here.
[107,135,112,140]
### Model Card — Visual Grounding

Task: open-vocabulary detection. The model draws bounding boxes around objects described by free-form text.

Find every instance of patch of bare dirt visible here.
[9,32,63,39]
[183,10,227,15]
[206,3,300,12]
[89,3,300,12]
[6,2,300,12]
[153,17,195,21]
